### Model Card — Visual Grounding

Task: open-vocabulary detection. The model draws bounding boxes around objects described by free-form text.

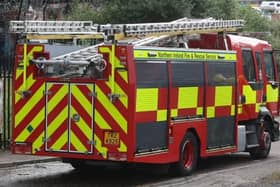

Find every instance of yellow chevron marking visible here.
[47,84,68,112]
[47,106,68,138]
[32,132,44,153]
[94,134,108,158]
[15,106,45,142]
[71,85,92,117]
[15,84,45,127]
[118,140,127,152]
[95,110,111,129]
[70,107,92,140]
[96,85,127,133]
[117,70,128,83]
[15,46,43,80]
[71,131,87,152]
[114,82,128,108]
[15,75,36,104]
[50,131,68,151]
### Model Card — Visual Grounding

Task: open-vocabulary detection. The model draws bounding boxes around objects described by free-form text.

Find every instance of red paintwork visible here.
[12,34,278,165]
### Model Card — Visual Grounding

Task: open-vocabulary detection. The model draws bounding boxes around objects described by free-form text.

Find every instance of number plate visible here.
[104,131,120,146]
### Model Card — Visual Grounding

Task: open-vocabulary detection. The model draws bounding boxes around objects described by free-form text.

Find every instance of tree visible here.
[100,0,193,23]
[205,0,239,19]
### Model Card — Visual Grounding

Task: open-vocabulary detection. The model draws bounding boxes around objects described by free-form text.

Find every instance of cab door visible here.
[264,50,279,115]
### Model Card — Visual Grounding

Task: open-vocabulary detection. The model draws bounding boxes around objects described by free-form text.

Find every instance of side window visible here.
[264,51,275,81]
[136,61,168,88]
[208,62,236,86]
[255,52,262,80]
[242,50,256,82]
[171,61,204,87]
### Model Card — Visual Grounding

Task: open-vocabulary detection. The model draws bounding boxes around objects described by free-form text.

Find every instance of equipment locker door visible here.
[45,82,94,154]
[45,82,69,152]
[69,83,94,154]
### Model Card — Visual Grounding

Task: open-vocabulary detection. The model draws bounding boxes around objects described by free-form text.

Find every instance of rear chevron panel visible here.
[14,44,129,159]
[69,84,94,153]
[45,83,69,152]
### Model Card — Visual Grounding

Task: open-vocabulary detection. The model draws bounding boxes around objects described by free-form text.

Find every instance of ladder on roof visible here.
[9,18,244,40]
[10,18,245,66]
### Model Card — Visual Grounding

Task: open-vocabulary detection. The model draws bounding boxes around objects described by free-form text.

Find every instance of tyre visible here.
[250,131,271,159]
[169,132,199,176]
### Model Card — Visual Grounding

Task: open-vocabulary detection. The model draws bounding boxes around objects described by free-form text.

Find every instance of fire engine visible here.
[9,18,280,176]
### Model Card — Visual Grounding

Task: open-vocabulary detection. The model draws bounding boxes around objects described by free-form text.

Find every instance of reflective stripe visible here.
[196,107,203,116]
[207,106,215,118]
[70,132,87,152]
[96,85,127,133]
[266,84,278,102]
[118,140,127,152]
[215,86,232,106]
[231,105,235,116]
[243,85,256,104]
[94,134,108,158]
[178,87,198,109]
[134,49,236,61]
[15,84,45,127]
[136,88,158,112]
[157,110,167,121]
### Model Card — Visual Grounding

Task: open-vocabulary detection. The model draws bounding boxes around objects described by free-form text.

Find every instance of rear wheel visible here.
[250,131,271,159]
[169,132,199,176]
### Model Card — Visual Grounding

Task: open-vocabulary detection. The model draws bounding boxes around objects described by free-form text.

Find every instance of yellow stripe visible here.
[215,86,232,106]
[71,131,87,152]
[115,82,128,108]
[47,106,68,138]
[118,140,127,152]
[231,105,235,116]
[243,85,256,104]
[134,49,236,61]
[15,46,43,80]
[266,84,278,102]
[95,110,112,129]
[178,87,198,109]
[15,75,36,104]
[196,107,203,115]
[157,110,167,121]
[171,109,178,117]
[136,88,158,112]
[94,134,108,158]
[32,132,44,153]
[50,131,68,151]
[47,84,68,112]
[207,107,215,118]
[71,85,92,117]
[15,106,45,142]
[15,84,45,127]
[96,85,127,133]
[118,70,128,83]
[70,107,92,140]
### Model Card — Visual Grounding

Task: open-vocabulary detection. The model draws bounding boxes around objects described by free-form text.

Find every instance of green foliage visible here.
[205,0,239,19]
[236,5,269,32]
[100,0,193,23]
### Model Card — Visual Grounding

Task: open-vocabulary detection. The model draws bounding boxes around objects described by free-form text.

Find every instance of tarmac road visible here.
[0,141,280,187]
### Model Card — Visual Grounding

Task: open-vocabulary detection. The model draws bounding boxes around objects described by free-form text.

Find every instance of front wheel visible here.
[250,131,271,159]
[169,132,199,176]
